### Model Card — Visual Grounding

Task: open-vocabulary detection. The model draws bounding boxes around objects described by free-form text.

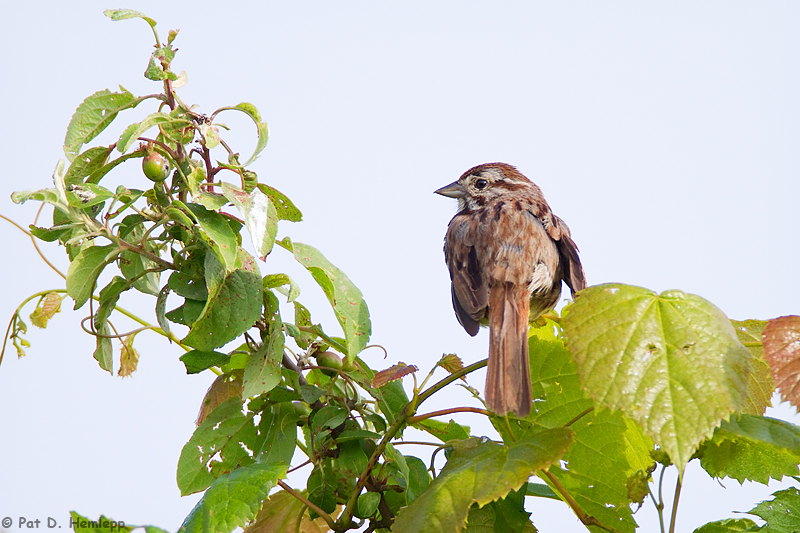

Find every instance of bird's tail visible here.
[486,282,532,416]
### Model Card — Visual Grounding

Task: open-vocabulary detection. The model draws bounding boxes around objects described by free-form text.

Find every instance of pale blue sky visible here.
[1,2,799,532]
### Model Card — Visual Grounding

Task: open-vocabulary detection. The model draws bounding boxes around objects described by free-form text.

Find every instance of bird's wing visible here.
[444,215,486,336]
[551,215,586,294]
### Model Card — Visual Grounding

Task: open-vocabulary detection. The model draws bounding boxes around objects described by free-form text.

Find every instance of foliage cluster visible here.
[6,10,800,533]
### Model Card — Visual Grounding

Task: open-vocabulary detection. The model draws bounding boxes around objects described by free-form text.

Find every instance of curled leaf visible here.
[29,292,63,329]
[118,334,140,378]
[372,363,418,388]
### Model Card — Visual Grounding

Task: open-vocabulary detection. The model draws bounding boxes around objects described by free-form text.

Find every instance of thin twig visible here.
[668,471,683,533]
[407,407,491,424]
[564,406,595,427]
[277,480,336,530]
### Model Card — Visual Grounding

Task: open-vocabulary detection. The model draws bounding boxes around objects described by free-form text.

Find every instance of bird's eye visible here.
[475,179,488,190]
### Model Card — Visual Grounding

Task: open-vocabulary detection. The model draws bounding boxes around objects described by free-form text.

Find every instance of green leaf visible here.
[145,46,177,82]
[211,103,269,166]
[495,321,638,532]
[732,319,775,415]
[119,240,161,297]
[118,112,181,153]
[262,273,300,303]
[187,203,239,272]
[93,323,114,373]
[66,245,119,309]
[180,350,230,374]
[700,414,800,484]
[104,9,157,28]
[94,276,129,330]
[66,183,114,209]
[221,183,278,260]
[747,487,800,532]
[563,283,752,471]
[64,146,112,186]
[182,251,262,351]
[525,482,560,500]
[356,492,381,519]
[243,291,283,397]
[63,89,142,161]
[156,285,170,337]
[256,184,302,222]
[465,488,535,533]
[392,429,572,533]
[417,419,471,443]
[178,462,286,533]
[255,401,298,465]
[176,398,256,496]
[278,239,371,362]
[692,518,760,533]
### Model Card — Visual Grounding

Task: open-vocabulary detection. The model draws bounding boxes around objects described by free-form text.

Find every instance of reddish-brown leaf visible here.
[372,363,418,388]
[763,316,800,408]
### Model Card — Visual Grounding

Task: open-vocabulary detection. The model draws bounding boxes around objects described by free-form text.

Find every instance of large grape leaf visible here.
[747,487,800,532]
[511,321,640,533]
[277,238,370,362]
[563,284,752,471]
[392,429,572,533]
[692,518,760,533]
[763,316,800,410]
[731,319,775,415]
[700,414,800,484]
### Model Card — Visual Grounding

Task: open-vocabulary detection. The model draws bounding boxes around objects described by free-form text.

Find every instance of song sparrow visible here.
[436,163,586,416]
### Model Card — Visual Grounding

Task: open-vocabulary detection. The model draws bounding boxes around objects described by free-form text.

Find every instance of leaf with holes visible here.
[63,88,144,161]
[176,397,255,496]
[178,462,286,533]
[211,103,269,166]
[747,487,800,531]
[563,283,752,471]
[221,183,278,260]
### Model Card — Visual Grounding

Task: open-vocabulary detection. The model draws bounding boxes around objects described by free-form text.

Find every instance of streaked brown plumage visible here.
[436,163,586,416]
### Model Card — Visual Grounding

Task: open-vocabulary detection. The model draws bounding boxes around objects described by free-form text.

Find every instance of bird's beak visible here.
[434,181,466,199]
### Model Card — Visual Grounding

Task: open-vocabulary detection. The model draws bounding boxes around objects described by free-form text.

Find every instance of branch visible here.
[337,358,489,529]
[277,480,336,530]
[407,406,491,424]
[668,471,683,533]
